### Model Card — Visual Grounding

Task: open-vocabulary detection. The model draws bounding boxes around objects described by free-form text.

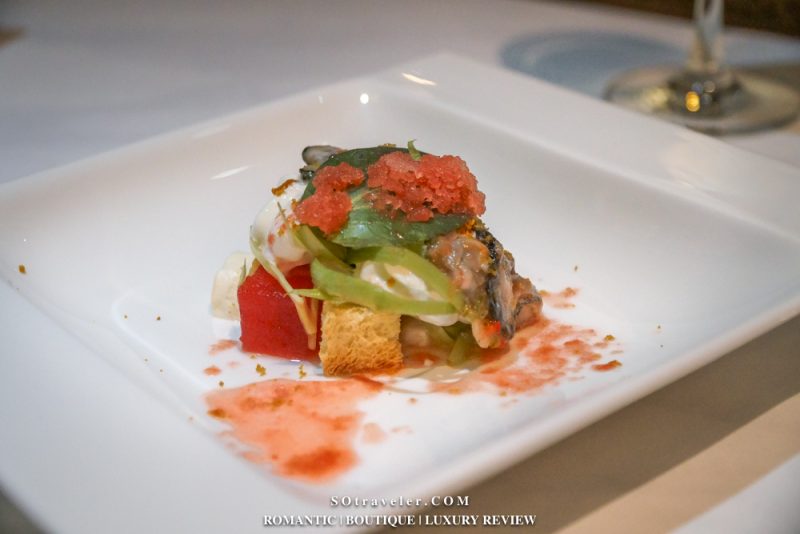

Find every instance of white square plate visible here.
[2,54,799,533]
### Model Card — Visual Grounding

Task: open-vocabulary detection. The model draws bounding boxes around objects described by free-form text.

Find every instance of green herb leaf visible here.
[301,145,462,247]
[407,139,422,161]
[330,205,467,248]
[290,288,334,300]
[292,224,349,268]
[347,246,465,312]
[311,259,456,316]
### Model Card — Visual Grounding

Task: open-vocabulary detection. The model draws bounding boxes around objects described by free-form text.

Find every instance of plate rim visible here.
[1,52,799,533]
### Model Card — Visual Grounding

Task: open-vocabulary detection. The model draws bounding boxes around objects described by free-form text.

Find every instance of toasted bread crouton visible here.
[319,301,403,376]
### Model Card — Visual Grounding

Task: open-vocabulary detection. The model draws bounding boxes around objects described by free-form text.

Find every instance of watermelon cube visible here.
[237,263,321,360]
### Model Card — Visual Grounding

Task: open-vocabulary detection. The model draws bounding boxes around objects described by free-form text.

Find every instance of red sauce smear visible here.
[540,287,579,309]
[431,317,619,395]
[593,360,622,372]
[204,365,222,376]
[209,339,237,355]
[203,287,621,483]
[205,378,382,483]
[361,422,387,444]
[593,334,616,349]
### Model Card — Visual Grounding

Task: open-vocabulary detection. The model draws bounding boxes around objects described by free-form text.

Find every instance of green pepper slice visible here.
[292,224,349,269]
[310,259,456,316]
[347,246,465,312]
[447,330,478,366]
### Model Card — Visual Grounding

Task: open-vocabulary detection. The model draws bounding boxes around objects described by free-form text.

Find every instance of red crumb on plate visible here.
[540,287,579,309]
[593,360,622,372]
[361,422,387,444]
[204,365,222,376]
[209,339,237,355]
[271,178,297,197]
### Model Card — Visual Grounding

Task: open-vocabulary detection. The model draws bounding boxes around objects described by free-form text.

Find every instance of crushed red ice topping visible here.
[295,163,365,234]
[313,162,365,191]
[366,151,486,222]
[295,150,487,234]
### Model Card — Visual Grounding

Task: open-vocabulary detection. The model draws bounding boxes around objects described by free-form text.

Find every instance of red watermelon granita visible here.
[294,162,364,234]
[364,151,485,222]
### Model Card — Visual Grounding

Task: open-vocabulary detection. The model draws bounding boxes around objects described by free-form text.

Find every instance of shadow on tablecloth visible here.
[0,488,40,534]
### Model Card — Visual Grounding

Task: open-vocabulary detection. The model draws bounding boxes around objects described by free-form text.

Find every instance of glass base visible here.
[605,66,800,135]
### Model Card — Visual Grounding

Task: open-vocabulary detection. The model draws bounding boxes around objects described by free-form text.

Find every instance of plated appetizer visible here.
[212,143,543,375]
[206,143,623,483]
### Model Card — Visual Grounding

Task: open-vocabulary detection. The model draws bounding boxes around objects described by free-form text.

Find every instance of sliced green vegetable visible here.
[443,322,470,340]
[292,224,348,268]
[310,259,456,316]
[331,204,468,248]
[421,322,456,349]
[407,139,422,161]
[448,330,478,366]
[347,246,465,312]
[290,288,334,300]
[238,258,248,287]
[310,226,347,258]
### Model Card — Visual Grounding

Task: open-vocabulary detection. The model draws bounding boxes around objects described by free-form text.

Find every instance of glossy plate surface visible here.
[1,54,799,532]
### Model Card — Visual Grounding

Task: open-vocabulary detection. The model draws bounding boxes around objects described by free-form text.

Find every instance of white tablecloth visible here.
[1,1,798,532]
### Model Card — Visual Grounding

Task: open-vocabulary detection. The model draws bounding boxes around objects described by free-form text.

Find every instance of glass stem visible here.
[687,0,725,74]
[604,0,800,133]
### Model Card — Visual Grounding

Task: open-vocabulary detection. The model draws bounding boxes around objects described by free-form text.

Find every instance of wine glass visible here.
[604,0,800,135]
